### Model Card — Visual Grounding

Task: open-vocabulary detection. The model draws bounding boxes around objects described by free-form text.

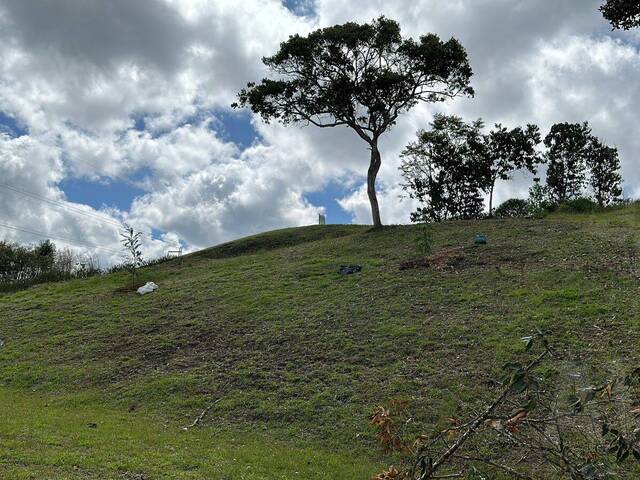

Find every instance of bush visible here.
[558,197,599,213]
[414,222,435,256]
[494,198,529,218]
[0,240,101,292]
[528,180,556,218]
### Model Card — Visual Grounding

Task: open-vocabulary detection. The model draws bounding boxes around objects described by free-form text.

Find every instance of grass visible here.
[0,388,375,479]
[2,207,640,478]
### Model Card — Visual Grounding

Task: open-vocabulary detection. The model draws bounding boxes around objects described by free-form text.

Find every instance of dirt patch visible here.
[400,245,542,272]
[400,248,467,271]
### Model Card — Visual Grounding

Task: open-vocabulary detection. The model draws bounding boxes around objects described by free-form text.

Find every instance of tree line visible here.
[399,117,623,223]
[0,234,164,292]
[0,240,100,292]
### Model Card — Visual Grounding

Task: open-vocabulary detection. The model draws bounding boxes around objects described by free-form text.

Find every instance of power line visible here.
[0,182,181,247]
[0,221,121,255]
[0,182,123,229]
[0,182,163,242]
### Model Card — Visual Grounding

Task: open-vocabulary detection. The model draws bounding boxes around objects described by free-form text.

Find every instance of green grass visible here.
[2,208,640,478]
[0,388,375,479]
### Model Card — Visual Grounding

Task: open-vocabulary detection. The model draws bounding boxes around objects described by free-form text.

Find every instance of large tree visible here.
[544,122,592,203]
[587,138,623,207]
[400,114,485,223]
[474,123,542,216]
[233,17,473,227]
[601,0,640,29]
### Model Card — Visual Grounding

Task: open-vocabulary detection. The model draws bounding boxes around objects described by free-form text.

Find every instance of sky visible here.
[0,0,639,266]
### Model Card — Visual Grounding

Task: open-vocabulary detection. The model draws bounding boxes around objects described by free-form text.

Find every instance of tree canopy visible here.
[601,0,640,29]
[400,114,485,223]
[234,17,473,227]
[544,122,592,203]
[474,123,542,216]
[587,138,623,207]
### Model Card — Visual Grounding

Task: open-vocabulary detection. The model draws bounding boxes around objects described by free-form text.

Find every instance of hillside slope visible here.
[2,209,640,479]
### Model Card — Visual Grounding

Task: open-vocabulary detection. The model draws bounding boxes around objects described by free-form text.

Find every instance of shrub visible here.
[414,223,435,256]
[0,240,102,292]
[119,224,144,287]
[558,197,599,213]
[494,198,529,218]
[528,180,556,218]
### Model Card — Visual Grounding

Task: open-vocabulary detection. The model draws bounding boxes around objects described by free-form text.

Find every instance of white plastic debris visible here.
[137,282,158,295]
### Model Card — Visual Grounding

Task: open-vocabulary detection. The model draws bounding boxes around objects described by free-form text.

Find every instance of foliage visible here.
[414,222,435,256]
[544,122,593,203]
[587,139,623,207]
[494,198,530,218]
[233,16,474,227]
[372,333,640,479]
[558,197,600,214]
[370,399,413,454]
[35,239,56,270]
[119,223,144,286]
[527,180,556,218]
[400,114,486,222]
[474,123,543,215]
[543,123,624,208]
[401,117,623,222]
[601,0,640,29]
[0,240,100,292]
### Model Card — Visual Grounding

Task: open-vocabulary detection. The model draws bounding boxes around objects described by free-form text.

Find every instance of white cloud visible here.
[0,0,639,263]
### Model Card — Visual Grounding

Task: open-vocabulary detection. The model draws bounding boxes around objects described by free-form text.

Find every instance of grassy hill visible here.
[2,207,640,479]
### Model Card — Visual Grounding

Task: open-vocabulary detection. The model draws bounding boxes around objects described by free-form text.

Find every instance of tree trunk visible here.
[489,183,495,217]
[368,144,383,228]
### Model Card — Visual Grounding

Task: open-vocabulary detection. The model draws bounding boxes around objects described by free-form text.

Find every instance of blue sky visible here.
[0,105,353,223]
[0,112,27,137]
[282,0,315,16]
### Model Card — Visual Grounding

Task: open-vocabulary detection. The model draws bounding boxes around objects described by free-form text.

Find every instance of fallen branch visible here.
[183,397,223,430]
[418,348,550,479]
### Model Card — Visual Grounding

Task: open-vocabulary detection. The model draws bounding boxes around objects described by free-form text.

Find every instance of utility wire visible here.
[0,182,182,248]
[0,182,123,228]
[0,182,161,241]
[0,221,121,255]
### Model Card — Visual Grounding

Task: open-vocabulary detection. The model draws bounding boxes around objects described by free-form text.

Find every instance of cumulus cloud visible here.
[0,0,639,263]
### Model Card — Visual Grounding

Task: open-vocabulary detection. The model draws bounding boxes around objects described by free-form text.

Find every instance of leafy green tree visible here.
[601,0,640,30]
[528,178,555,217]
[414,222,435,256]
[587,138,623,207]
[400,114,485,222]
[544,122,592,203]
[474,124,542,216]
[35,239,56,273]
[494,198,530,218]
[120,224,144,286]
[233,17,474,227]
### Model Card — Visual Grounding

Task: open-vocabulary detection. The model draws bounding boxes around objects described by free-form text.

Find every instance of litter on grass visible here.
[474,234,488,245]
[137,282,158,295]
[339,265,362,275]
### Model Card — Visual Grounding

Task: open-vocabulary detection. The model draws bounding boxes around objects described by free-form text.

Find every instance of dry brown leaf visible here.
[371,466,403,480]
